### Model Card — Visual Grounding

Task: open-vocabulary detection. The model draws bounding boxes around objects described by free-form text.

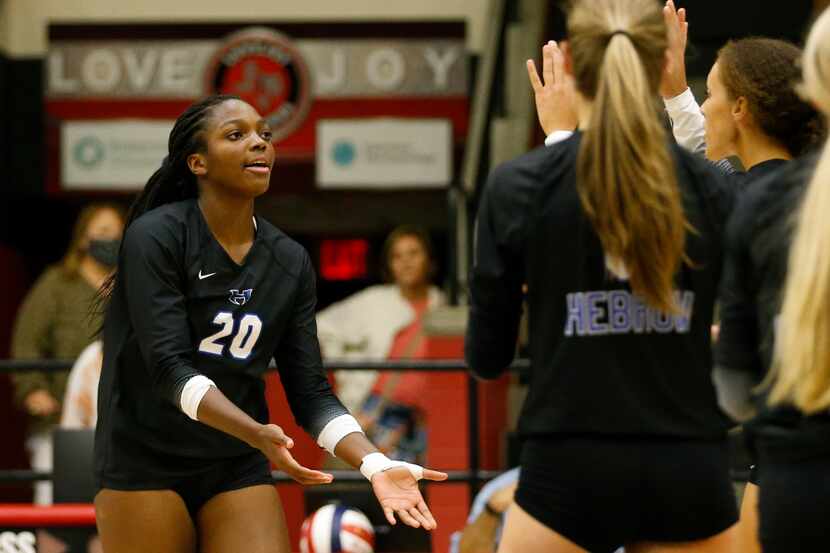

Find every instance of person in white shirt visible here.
[316,226,445,413]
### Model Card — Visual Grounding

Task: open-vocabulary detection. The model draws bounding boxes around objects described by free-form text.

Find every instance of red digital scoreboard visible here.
[318,239,369,281]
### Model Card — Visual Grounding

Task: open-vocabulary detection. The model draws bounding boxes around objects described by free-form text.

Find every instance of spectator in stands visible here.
[11,203,124,504]
[316,225,445,463]
[451,467,520,553]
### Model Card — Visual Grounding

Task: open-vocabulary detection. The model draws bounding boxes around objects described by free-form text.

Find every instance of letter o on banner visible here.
[82,49,122,92]
[366,48,405,90]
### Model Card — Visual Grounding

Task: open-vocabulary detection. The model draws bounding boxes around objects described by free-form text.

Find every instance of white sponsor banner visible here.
[317,119,451,189]
[62,120,173,190]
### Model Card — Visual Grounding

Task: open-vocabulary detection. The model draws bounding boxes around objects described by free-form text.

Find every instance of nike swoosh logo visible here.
[198,270,217,280]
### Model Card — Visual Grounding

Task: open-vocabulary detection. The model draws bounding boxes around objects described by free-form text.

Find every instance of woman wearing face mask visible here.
[11,202,124,504]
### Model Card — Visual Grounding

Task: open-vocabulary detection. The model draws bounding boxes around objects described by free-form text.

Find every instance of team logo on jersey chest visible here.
[229,289,253,306]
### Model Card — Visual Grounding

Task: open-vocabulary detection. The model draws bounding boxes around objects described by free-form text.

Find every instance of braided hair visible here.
[97,94,241,305]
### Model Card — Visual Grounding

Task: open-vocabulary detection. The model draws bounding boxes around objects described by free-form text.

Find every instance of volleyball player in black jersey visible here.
[467,0,740,551]
[531,2,821,191]
[659,1,822,187]
[93,95,446,553]
[655,5,828,551]
[742,9,830,552]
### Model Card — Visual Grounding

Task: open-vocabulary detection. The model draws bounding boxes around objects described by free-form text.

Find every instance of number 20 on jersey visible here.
[198,312,262,360]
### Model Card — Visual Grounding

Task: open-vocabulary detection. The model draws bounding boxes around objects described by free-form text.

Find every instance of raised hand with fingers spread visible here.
[660,0,689,99]
[526,40,578,135]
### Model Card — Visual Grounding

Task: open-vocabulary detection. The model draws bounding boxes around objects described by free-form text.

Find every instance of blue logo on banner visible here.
[332,141,356,166]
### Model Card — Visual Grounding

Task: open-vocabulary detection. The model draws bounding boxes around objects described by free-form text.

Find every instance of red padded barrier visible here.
[0,504,96,527]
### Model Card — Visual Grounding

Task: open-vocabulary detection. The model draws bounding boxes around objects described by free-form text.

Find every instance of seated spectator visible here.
[11,203,124,504]
[451,467,520,553]
[316,225,445,463]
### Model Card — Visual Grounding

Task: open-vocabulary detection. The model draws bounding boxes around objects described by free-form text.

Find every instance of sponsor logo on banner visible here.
[204,28,313,141]
[62,120,172,190]
[317,119,451,189]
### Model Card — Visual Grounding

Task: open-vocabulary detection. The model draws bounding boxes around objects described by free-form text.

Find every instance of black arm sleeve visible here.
[121,219,202,407]
[715,195,762,376]
[274,251,348,438]
[465,164,527,379]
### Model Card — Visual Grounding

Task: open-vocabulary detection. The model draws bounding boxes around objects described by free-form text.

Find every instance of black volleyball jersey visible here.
[725,159,788,193]
[466,132,736,439]
[716,154,816,380]
[95,199,347,483]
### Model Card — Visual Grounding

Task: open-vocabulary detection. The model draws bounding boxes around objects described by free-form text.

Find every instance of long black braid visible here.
[96,94,241,312]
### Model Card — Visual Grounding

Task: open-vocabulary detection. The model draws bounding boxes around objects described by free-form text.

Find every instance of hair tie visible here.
[609,30,632,41]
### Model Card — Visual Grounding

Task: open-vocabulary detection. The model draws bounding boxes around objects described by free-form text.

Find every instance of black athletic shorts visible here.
[514,436,738,552]
[756,456,830,553]
[752,411,830,553]
[97,449,273,518]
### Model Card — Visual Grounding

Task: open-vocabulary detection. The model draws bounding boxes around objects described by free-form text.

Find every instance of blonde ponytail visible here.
[569,0,686,313]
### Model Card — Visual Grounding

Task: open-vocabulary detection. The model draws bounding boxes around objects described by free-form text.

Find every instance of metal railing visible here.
[0,358,530,498]
[0,356,752,492]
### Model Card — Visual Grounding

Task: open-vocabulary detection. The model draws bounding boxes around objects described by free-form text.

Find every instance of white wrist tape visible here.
[179,375,216,421]
[359,452,424,482]
[317,414,364,455]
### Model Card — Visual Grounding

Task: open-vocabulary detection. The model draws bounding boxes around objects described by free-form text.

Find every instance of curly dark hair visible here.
[718,38,826,157]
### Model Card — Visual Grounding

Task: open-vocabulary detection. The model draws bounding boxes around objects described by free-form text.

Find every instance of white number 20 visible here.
[198,311,262,360]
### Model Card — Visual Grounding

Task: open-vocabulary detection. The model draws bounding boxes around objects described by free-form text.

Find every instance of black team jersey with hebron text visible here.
[95,199,347,486]
[466,132,736,439]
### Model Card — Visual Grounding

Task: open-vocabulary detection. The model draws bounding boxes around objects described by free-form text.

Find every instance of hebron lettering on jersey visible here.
[564,290,695,336]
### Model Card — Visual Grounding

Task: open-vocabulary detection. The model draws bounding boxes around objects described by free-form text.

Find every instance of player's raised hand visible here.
[660,0,689,99]
[526,40,578,135]
[371,465,448,530]
[256,423,334,485]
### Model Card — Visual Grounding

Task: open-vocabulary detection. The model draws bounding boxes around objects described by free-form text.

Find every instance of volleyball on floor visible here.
[300,504,375,553]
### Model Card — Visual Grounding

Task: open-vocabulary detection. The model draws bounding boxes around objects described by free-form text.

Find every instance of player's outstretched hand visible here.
[526,40,578,135]
[660,0,689,99]
[256,424,334,486]
[371,465,448,530]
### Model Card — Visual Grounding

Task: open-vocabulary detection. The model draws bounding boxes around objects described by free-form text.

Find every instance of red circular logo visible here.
[205,28,313,142]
